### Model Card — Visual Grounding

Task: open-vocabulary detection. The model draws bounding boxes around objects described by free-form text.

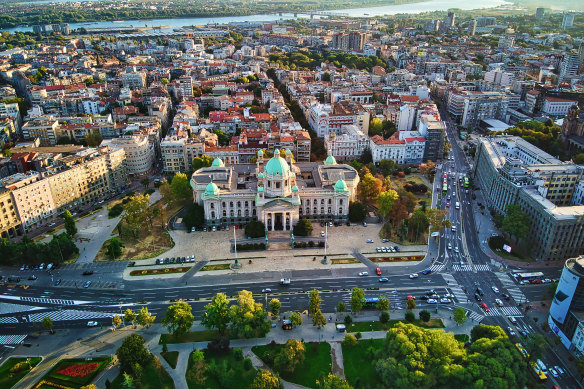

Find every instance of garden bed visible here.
[368,255,424,262]
[200,264,230,271]
[346,318,445,332]
[34,357,112,389]
[0,357,42,389]
[130,266,191,276]
[331,258,360,264]
[110,358,173,389]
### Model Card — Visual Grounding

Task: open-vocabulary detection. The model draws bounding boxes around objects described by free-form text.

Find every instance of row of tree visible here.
[0,233,78,266]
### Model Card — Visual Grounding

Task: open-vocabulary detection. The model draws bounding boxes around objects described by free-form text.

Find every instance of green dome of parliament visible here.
[334,179,347,192]
[264,154,290,177]
[211,158,225,167]
[204,181,220,195]
[324,155,337,165]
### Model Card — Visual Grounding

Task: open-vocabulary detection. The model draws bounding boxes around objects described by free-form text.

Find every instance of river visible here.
[5,0,511,33]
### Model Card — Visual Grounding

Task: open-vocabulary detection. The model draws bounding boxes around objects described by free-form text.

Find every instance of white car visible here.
[495,298,503,306]
[409,273,419,279]
[87,321,98,327]
[454,246,459,253]
[447,243,452,250]
[427,299,438,304]
[359,271,369,277]
[376,247,381,253]
[555,366,565,375]
[444,293,454,299]
[519,280,530,285]
[507,327,516,337]
[549,368,558,378]
[492,286,499,293]
[440,298,451,304]
[366,239,373,243]
[321,231,325,237]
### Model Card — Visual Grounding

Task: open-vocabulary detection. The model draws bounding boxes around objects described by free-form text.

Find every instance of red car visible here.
[406,295,416,300]
[481,303,490,312]
[446,203,450,207]
[531,278,542,284]
[376,267,382,276]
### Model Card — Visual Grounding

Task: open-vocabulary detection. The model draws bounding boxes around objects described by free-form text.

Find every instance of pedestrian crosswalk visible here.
[429,261,446,273]
[498,306,523,316]
[20,297,75,305]
[452,264,491,272]
[496,273,528,303]
[473,264,491,272]
[467,310,484,323]
[441,273,466,303]
[0,334,27,345]
[0,316,18,323]
[29,309,117,323]
[0,302,42,315]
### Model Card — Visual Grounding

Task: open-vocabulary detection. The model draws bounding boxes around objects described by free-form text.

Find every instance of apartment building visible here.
[0,188,21,239]
[102,135,154,176]
[370,135,406,164]
[307,101,369,138]
[21,116,59,146]
[121,72,147,90]
[324,125,369,161]
[473,136,584,261]
[1,172,56,232]
[541,97,578,118]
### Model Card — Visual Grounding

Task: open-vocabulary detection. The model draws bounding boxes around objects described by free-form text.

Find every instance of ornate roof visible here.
[211,158,225,167]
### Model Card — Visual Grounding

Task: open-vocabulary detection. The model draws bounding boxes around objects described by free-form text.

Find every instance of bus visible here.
[442,183,448,193]
[464,177,469,188]
[513,272,545,282]
[361,297,380,307]
[515,343,529,359]
[531,362,548,382]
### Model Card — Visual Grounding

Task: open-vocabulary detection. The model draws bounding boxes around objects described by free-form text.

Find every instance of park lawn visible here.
[161,351,179,369]
[36,357,111,389]
[252,342,331,389]
[0,357,42,389]
[347,318,445,332]
[186,349,257,389]
[111,358,174,389]
[342,338,384,388]
[200,263,230,271]
[160,330,220,344]
[95,222,174,261]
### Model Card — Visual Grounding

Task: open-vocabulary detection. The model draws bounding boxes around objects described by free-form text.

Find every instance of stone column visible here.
[271,213,275,231]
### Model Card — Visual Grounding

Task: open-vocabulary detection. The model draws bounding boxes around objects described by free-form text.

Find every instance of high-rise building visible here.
[469,19,477,36]
[559,53,580,81]
[348,32,365,52]
[535,7,545,20]
[445,12,456,28]
[562,13,575,29]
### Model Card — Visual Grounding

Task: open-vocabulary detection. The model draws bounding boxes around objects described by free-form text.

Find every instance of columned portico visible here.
[264,211,294,231]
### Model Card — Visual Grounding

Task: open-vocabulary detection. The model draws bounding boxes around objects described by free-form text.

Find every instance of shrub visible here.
[207,338,230,353]
[108,203,124,218]
[355,332,362,339]
[144,188,155,195]
[405,311,415,322]
[308,241,315,247]
[343,334,358,347]
[318,241,325,247]
[419,310,431,322]
[379,311,390,324]
[234,348,243,361]
[344,315,353,326]
[243,357,253,370]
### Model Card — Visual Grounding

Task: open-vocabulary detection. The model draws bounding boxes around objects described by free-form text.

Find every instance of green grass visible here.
[111,358,174,389]
[454,334,470,343]
[0,357,42,389]
[161,351,179,369]
[200,263,230,271]
[346,318,445,333]
[36,357,111,389]
[342,338,384,388]
[252,342,331,389]
[160,330,220,344]
[186,349,257,389]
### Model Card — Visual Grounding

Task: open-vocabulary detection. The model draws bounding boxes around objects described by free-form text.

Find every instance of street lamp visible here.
[322,224,327,264]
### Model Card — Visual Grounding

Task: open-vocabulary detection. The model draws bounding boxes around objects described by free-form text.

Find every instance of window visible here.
[211,211,215,218]
[314,207,318,214]
[210,203,214,209]
[328,199,332,205]
[230,210,234,217]
[340,199,343,205]
[276,182,280,189]
[339,207,343,214]
[230,201,234,207]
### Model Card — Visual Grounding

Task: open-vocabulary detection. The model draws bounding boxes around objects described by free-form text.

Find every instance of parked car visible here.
[378,277,389,283]
[366,239,373,243]
[359,272,368,277]
[394,246,400,252]
[87,321,98,327]
[261,288,271,293]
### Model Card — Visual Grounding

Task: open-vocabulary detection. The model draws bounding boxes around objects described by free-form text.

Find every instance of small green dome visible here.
[211,158,225,167]
[258,150,264,155]
[258,186,264,192]
[205,181,220,195]
[334,179,347,192]
[324,155,337,165]
[292,185,298,192]
[264,154,290,177]
[285,149,292,155]
[273,148,280,156]
[258,172,264,179]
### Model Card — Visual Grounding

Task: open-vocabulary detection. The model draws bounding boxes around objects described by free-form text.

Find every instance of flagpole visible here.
[233,225,239,268]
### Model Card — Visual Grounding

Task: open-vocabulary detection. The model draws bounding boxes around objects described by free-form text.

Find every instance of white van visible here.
[455,202,460,209]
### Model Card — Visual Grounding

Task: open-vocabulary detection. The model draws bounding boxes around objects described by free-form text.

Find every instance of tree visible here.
[274,339,305,374]
[122,372,135,389]
[309,289,322,315]
[312,309,327,328]
[112,315,122,328]
[348,201,367,222]
[316,373,353,389]
[245,220,265,238]
[105,237,124,259]
[407,209,430,241]
[426,208,451,232]
[230,290,271,339]
[343,334,358,347]
[358,172,383,203]
[124,308,136,327]
[377,190,399,218]
[192,154,213,171]
[269,298,281,316]
[501,204,531,243]
[116,334,153,374]
[406,297,417,310]
[573,153,584,165]
[376,296,390,311]
[186,349,208,386]
[289,312,302,326]
[251,369,282,389]
[159,180,175,208]
[161,78,169,85]
[124,194,151,238]
[379,311,390,324]
[140,178,150,188]
[137,307,155,328]
[63,210,77,237]
[453,307,467,325]
[524,333,547,361]
[293,218,313,236]
[405,310,415,322]
[171,172,192,202]
[470,324,507,343]
[84,132,103,147]
[350,287,365,315]
[81,385,98,389]
[337,301,346,313]
[321,72,331,82]
[419,310,431,322]
[202,293,231,334]
[162,300,194,338]
[183,203,205,231]
[369,117,383,136]
[42,316,53,333]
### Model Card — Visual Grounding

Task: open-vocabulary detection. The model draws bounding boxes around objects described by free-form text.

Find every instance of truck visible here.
[279,278,291,285]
